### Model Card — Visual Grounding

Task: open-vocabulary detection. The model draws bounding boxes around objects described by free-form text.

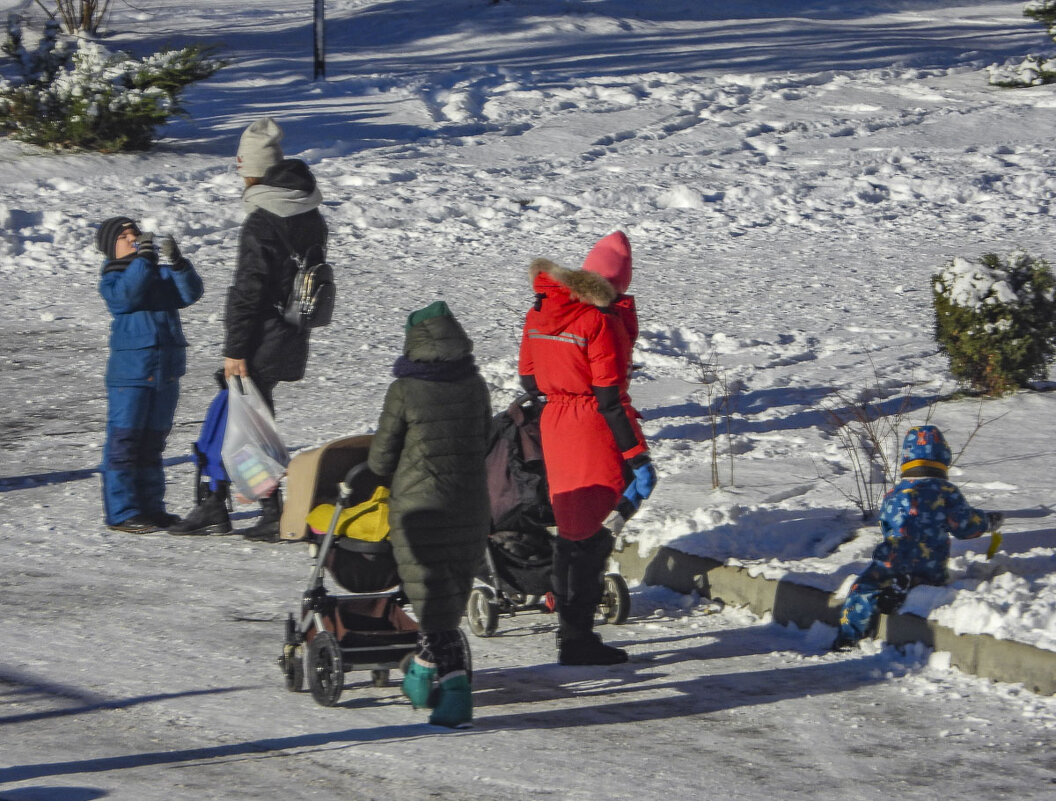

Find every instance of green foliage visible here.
[932,252,1056,395]
[988,3,1056,86]
[1025,1,1056,39]
[988,55,1056,87]
[0,24,223,152]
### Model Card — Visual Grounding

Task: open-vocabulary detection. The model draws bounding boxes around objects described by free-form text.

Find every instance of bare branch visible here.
[33,1,58,22]
[950,400,1010,467]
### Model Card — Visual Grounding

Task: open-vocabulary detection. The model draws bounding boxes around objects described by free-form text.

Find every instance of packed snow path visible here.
[2,563,1055,801]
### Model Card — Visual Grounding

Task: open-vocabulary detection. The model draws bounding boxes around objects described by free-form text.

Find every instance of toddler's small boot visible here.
[428,673,472,729]
[401,658,438,709]
[830,631,859,653]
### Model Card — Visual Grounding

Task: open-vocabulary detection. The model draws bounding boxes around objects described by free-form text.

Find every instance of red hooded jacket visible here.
[519,260,647,539]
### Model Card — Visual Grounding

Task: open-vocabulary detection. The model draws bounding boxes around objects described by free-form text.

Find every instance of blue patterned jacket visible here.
[874,477,988,573]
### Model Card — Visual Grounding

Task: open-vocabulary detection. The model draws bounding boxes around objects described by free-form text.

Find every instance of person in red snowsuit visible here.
[580,231,648,527]
[519,256,656,665]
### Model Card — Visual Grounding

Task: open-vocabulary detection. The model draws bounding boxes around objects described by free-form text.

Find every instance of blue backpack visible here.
[193,385,230,500]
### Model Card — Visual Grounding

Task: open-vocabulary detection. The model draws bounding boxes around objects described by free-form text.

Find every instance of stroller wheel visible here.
[306,631,344,706]
[467,586,499,637]
[371,669,390,688]
[281,644,304,692]
[599,573,631,625]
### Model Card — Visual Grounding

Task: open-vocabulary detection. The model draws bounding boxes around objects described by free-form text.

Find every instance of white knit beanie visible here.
[237,117,284,178]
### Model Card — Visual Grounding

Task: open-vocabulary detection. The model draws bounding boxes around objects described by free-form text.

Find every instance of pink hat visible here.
[581,231,632,294]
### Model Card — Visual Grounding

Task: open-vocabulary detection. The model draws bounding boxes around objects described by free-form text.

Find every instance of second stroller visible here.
[466,395,630,637]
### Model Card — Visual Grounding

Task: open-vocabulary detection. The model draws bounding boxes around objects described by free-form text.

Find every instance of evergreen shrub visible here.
[0,19,222,152]
[1025,0,1056,37]
[932,252,1056,395]
[990,2,1056,86]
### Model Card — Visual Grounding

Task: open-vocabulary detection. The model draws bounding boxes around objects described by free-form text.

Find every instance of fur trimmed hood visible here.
[530,258,617,307]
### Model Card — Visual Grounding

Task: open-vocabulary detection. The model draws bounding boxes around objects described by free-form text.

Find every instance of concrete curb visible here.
[611,544,1056,696]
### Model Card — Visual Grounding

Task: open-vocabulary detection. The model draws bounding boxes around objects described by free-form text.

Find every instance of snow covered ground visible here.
[2,1,1056,798]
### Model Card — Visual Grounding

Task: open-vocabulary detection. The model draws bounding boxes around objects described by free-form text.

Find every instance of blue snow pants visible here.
[836,560,947,644]
[102,379,180,525]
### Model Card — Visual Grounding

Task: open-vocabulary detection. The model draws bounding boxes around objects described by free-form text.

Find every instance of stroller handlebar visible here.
[338,462,373,503]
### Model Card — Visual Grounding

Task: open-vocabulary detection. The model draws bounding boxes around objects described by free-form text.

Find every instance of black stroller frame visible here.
[466,393,631,637]
[280,464,433,707]
[467,528,631,637]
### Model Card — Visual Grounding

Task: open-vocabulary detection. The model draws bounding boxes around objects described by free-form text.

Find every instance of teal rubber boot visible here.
[401,658,438,709]
[428,673,472,729]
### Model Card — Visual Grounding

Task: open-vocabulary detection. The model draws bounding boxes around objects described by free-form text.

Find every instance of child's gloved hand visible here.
[135,231,157,261]
[986,531,1003,560]
[157,235,183,266]
[987,511,1003,532]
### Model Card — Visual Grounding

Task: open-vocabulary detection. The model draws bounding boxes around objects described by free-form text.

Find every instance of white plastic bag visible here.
[221,376,289,501]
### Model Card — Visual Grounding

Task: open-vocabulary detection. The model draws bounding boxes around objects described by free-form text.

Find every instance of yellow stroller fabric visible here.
[306,486,391,542]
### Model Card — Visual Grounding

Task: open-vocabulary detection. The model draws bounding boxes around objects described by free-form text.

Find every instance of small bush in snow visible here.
[990,2,1056,86]
[932,252,1056,395]
[0,21,222,152]
[987,55,1056,87]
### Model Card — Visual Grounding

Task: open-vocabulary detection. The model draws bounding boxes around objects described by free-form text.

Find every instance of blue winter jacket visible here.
[99,253,205,387]
[874,477,989,574]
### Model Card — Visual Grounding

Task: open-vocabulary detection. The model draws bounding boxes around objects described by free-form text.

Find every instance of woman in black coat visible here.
[170,118,327,541]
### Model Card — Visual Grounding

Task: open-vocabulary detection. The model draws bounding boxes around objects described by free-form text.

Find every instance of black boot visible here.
[558,632,628,665]
[242,491,283,543]
[553,529,627,666]
[168,484,232,536]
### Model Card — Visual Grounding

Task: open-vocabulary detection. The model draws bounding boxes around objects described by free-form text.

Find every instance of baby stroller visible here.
[465,395,630,637]
[279,438,470,706]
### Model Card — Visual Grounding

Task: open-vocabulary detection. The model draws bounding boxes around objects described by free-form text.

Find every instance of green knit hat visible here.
[406,300,453,332]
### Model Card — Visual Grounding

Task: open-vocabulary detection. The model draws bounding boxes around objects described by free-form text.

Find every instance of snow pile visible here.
[937,255,1021,310]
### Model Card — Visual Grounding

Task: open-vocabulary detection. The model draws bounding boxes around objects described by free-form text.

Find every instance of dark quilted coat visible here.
[367,310,492,631]
[224,160,328,383]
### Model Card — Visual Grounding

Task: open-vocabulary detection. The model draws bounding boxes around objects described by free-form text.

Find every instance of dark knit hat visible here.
[96,217,139,260]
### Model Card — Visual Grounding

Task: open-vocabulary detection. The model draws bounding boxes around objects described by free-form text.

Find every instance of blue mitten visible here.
[622,482,643,511]
[623,455,657,511]
[633,459,657,498]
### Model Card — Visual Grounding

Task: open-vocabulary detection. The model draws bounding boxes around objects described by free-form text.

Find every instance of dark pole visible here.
[313,0,325,80]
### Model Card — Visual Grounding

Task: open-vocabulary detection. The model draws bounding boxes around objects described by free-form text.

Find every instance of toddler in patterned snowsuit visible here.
[832,425,1000,650]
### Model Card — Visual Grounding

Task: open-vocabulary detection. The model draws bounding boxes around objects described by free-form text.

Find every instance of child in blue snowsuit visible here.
[833,425,1001,650]
[97,217,204,533]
